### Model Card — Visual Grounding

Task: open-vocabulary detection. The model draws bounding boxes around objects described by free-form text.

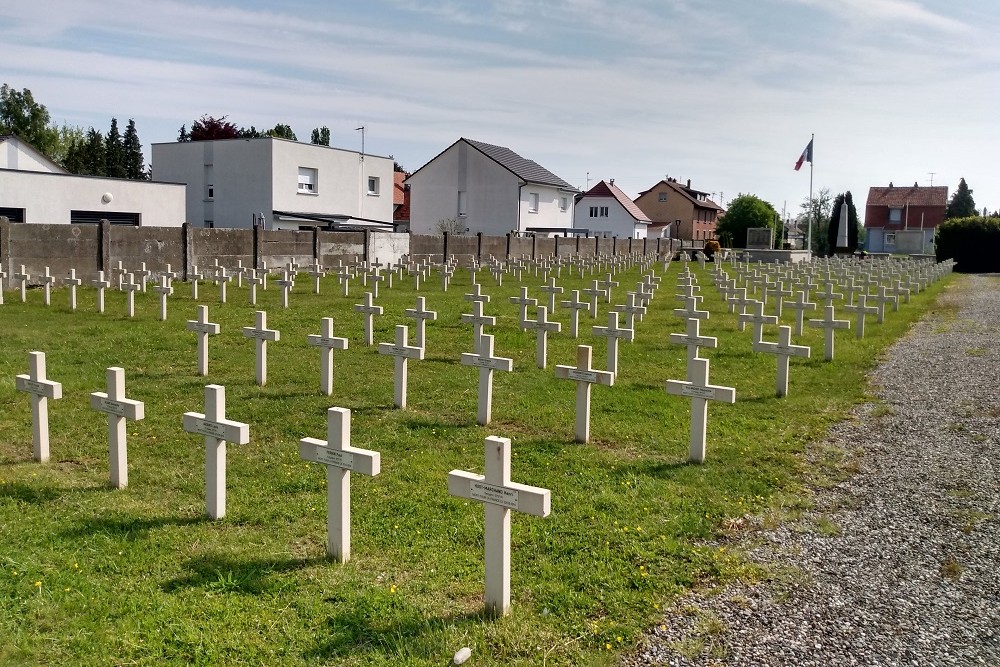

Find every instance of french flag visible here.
[794,139,813,171]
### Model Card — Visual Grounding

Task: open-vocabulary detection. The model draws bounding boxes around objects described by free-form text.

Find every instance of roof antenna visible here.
[355,125,365,161]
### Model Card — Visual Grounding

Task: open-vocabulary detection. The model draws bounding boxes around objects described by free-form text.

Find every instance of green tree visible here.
[714,193,779,248]
[796,187,833,253]
[81,127,106,176]
[177,124,190,142]
[51,122,86,167]
[123,118,145,180]
[237,125,262,138]
[267,123,297,141]
[946,177,976,218]
[311,126,330,145]
[826,191,862,254]
[0,84,58,157]
[105,118,126,178]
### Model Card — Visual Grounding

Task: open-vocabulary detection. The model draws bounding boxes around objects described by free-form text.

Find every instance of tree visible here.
[105,118,126,178]
[0,84,58,157]
[311,126,330,146]
[435,217,466,234]
[81,127,106,176]
[797,187,833,253]
[237,125,262,138]
[714,193,779,247]
[267,123,296,141]
[188,115,239,141]
[393,160,407,173]
[947,177,976,219]
[123,119,145,180]
[826,191,862,254]
[51,122,85,167]
[177,124,190,142]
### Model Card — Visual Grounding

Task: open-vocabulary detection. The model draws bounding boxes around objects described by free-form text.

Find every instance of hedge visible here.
[935,216,1000,272]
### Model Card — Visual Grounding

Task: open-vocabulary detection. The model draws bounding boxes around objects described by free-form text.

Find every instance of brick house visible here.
[864,182,947,253]
[633,178,723,242]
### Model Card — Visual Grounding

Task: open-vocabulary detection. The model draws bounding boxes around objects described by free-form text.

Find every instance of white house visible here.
[0,136,185,226]
[405,138,578,235]
[151,137,395,230]
[574,179,650,239]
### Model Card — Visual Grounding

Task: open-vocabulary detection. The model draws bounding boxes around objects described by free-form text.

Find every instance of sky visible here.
[3,0,998,218]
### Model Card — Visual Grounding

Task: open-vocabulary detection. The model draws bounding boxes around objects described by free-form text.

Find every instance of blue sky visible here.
[3,0,998,216]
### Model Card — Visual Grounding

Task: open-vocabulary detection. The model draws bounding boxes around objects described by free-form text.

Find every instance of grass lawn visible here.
[0,261,952,665]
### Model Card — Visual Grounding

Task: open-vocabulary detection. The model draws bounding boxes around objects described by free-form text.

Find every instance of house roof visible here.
[579,180,651,223]
[406,137,576,191]
[0,135,68,173]
[866,184,947,208]
[637,179,723,211]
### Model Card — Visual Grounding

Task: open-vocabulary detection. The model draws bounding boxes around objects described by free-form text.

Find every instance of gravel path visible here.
[624,274,1000,667]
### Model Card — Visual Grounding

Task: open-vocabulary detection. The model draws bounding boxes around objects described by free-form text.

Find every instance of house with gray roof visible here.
[405,138,578,235]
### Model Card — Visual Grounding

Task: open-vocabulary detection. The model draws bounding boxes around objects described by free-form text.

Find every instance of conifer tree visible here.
[311,126,330,145]
[105,118,126,178]
[946,178,976,218]
[123,118,145,180]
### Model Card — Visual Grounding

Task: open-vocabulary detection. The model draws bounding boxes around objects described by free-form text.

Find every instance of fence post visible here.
[99,220,111,273]
[476,231,483,262]
[0,217,9,290]
[442,231,449,265]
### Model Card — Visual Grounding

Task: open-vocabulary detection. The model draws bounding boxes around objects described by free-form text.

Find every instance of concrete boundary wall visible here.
[0,220,675,289]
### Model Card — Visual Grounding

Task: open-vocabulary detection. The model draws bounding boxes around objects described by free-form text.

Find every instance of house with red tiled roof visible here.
[573,179,650,239]
[405,138,578,235]
[864,182,947,253]
[633,178,723,242]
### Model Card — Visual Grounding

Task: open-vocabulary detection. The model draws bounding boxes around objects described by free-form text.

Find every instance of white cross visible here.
[92,271,111,313]
[767,281,793,317]
[336,266,351,297]
[246,269,263,305]
[112,260,126,291]
[729,287,754,319]
[783,290,816,336]
[234,260,246,288]
[308,264,325,294]
[152,275,173,321]
[737,300,778,345]
[15,351,63,462]
[888,280,911,306]
[64,269,82,311]
[404,296,438,349]
[611,292,647,330]
[808,304,850,361]
[187,305,221,376]
[123,273,141,318]
[189,266,203,300]
[673,295,709,321]
[554,345,615,443]
[669,317,718,381]
[560,289,590,338]
[242,310,281,386]
[90,367,145,488]
[539,277,564,312]
[509,286,537,326]
[216,267,231,303]
[460,333,514,425]
[378,325,424,408]
[461,300,496,354]
[307,317,349,396]
[843,293,878,338]
[299,407,381,562]
[448,436,551,617]
[135,262,150,293]
[753,325,811,397]
[464,282,491,304]
[183,384,250,520]
[592,311,633,375]
[815,282,843,308]
[40,266,55,306]
[597,273,619,303]
[581,280,608,318]
[522,305,561,369]
[665,357,736,463]
[871,285,897,323]
[276,271,295,309]
[353,292,383,346]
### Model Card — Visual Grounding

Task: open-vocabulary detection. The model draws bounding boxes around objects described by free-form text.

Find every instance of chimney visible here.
[609,178,614,186]
[888,181,893,188]
[686,179,691,188]
[914,181,919,187]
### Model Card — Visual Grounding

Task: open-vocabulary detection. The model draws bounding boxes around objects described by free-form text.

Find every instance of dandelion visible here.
[34,581,41,588]
[605,643,612,650]
[389,584,397,594]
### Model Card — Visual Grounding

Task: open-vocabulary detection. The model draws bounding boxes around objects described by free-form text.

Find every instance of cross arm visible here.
[447,470,551,517]
[16,375,62,399]
[183,412,250,444]
[299,438,380,476]
[90,392,145,420]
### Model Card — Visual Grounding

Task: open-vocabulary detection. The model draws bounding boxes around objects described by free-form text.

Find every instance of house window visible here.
[458,190,467,217]
[368,176,380,196]
[0,207,25,222]
[206,184,214,200]
[599,206,609,218]
[298,167,317,194]
[589,206,598,218]
[888,207,902,223]
[885,232,896,245]
[658,192,668,202]
[559,197,568,212]
[528,193,539,213]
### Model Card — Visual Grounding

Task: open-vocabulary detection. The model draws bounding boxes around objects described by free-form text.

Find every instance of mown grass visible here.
[0,261,950,665]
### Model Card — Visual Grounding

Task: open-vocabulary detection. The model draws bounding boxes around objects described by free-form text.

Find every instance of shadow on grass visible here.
[61,514,206,540]
[0,481,63,504]
[305,595,488,662]
[161,553,324,595]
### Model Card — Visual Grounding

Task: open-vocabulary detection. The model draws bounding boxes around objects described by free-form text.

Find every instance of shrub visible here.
[935,216,1000,272]
[703,239,721,258]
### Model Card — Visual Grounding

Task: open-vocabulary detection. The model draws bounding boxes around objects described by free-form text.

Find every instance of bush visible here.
[703,239,721,258]
[935,216,1000,272]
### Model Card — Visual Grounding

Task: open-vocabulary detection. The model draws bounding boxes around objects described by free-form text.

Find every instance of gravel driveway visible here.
[624,274,1000,667]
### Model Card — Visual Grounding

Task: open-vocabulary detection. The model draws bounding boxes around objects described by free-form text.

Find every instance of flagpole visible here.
[807,132,814,255]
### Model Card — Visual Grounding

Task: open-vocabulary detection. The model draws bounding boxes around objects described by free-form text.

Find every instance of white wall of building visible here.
[152,138,393,230]
[519,185,574,233]
[0,169,186,226]
[574,196,647,239]
[0,138,64,173]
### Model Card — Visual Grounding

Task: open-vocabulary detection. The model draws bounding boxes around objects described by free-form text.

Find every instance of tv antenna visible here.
[355,125,366,160]
[927,172,936,186]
